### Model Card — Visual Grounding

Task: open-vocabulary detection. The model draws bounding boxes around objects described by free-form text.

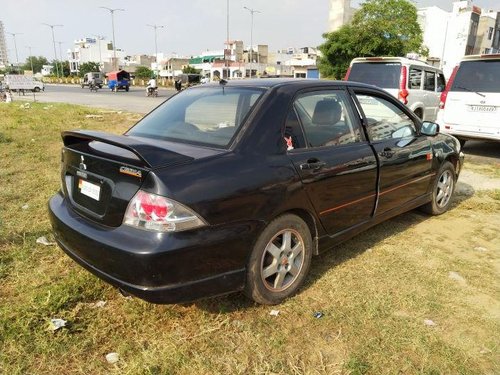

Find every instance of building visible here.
[0,21,8,68]
[474,10,500,54]
[68,37,126,74]
[329,0,355,32]
[417,6,451,64]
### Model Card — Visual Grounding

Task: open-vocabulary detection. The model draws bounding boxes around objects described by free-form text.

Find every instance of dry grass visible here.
[1,102,499,374]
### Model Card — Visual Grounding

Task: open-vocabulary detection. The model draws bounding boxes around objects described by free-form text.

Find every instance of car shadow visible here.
[193,182,475,314]
[462,141,500,161]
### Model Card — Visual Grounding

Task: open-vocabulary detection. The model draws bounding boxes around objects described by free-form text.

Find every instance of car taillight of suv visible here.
[398,66,409,105]
[439,66,459,109]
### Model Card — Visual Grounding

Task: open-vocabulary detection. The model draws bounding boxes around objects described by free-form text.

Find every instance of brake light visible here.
[343,66,351,81]
[440,65,459,109]
[398,66,408,105]
[124,190,206,232]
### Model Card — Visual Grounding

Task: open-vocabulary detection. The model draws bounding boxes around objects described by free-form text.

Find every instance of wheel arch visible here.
[280,208,320,256]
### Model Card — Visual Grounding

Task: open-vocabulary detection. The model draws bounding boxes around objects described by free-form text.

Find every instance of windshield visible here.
[451,60,500,93]
[348,62,401,89]
[127,86,264,147]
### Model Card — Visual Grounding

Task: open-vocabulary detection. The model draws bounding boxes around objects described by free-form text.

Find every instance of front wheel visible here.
[244,214,312,305]
[125,86,129,92]
[421,161,456,215]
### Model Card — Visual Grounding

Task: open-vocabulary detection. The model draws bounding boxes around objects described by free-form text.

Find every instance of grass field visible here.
[0,102,499,374]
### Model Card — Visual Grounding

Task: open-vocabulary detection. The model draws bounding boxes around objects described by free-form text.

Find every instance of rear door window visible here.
[437,73,446,92]
[423,71,436,91]
[409,68,422,89]
[348,62,401,89]
[451,60,500,93]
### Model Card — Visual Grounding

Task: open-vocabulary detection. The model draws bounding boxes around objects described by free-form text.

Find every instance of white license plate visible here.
[78,179,101,201]
[469,105,496,112]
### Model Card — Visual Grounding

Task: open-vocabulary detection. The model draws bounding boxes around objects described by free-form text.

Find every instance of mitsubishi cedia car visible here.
[48,79,464,305]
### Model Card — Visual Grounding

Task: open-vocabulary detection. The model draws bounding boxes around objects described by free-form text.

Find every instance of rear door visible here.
[351,88,434,215]
[286,87,378,235]
[442,59,500,138]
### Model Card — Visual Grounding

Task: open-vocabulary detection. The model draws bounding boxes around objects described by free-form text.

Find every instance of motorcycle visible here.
[146,87,158,97]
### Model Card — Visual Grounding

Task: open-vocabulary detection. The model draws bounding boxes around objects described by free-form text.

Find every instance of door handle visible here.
[379,147,394,158]
[300,160,326,171]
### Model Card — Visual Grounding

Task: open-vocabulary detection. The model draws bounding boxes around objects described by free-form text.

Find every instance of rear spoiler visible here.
[62,130,193,169]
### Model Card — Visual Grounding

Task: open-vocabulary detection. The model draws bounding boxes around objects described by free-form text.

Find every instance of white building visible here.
[0,21,8,68]
[329,0,355,32]
[68,37,126,73]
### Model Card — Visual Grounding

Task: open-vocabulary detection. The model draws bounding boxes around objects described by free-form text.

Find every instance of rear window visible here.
[348,62,401,89]
[451,60,500,93]
[127,86,264,148]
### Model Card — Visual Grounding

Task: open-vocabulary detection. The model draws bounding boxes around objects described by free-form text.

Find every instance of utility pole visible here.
[57,41,65,77]
[100,7,124,71]
[42,23,63,78]
[146,24,164,76]
[7,32,21,68]
[225,0,230,79]
[26,46,34,72]
[243,6,260,78]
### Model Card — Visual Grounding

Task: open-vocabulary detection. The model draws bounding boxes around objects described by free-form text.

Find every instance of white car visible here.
[345,57,446,122]
[436,54,500,146]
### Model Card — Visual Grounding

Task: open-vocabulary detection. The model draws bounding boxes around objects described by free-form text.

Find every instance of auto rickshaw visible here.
[106,70,130,92]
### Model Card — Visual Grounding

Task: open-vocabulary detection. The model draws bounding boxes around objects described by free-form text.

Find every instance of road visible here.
[16,84,176,114]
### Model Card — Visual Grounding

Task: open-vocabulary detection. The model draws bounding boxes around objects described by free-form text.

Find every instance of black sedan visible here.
[48,79,464,305]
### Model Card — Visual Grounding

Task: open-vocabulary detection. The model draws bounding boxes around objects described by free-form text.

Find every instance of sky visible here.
[1,0,499,64]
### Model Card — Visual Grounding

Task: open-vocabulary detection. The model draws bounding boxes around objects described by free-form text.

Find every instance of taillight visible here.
[398,66,408,105]
[343,66,351,81]
[124,190,206,232]
[440,65,459,109]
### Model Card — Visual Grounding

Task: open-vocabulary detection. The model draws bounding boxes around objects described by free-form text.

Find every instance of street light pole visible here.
[7,32,21,68]
[225,0,230,79]
[42,23,63,78]
[100,7,124,71]
[243,6,260,78]
[146,24,164,76]
[26,46,34,72]
[57,41,65,77]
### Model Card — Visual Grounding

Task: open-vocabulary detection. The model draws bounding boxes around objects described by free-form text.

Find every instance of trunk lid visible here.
[61,130,195,227]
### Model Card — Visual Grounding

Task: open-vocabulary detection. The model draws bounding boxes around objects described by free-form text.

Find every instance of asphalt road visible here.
[16,84,176,114]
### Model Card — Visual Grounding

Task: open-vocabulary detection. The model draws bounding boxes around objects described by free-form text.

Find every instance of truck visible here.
[81,72,104,89]
[4,75,45,92]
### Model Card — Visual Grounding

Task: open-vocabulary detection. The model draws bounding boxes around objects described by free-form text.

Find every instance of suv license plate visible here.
[470,105,496,112]
[78,179,101,201]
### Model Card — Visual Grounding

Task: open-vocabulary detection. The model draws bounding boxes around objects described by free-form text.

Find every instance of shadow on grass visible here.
[193,181,475,314]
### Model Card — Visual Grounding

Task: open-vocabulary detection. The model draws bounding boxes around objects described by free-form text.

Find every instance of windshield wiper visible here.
[455,86,486,97]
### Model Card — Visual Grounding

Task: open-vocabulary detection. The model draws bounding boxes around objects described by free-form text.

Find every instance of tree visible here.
[78,62,101,77]
[21,56,49,74]
[134,66,153,80]
[182,65,201,74]
[319,0,425,79]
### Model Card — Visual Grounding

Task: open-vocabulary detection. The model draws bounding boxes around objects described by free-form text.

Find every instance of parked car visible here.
[106,70,130,92]
[81,72,104,89]
[436,54,500,146]
[48,79,463,305]
[345,57,446,121]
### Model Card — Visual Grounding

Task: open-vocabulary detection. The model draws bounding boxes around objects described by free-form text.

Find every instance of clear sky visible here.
[1,0,499,64]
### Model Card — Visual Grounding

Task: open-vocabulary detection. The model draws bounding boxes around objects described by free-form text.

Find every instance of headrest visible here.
[312,99,342,126]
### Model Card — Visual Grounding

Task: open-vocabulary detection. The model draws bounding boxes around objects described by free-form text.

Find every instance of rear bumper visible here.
[49,192,263,304]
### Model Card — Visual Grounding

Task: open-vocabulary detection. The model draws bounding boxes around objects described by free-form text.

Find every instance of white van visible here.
[345,57,446,121]
[4,75,45,92]
[436,54,500,146]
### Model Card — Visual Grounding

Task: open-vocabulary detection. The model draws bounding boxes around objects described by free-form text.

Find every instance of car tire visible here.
[34,87,41,93]
[421,161,456,215]
[125,86,129,92]
[244,214,312,305]
[458,138,466,148]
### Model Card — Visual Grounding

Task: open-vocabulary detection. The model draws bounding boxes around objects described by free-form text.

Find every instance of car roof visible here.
[191,78,379,91]
[461,54,500,61]
[351,56,436,68]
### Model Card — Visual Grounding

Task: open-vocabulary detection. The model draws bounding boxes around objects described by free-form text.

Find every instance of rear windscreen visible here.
[348,62,401,89]
[451,60,500,93]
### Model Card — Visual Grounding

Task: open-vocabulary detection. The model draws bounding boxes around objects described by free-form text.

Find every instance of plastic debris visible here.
[19,103,30,109]
[313,311,324,319]
[85,114,103,119]
[424,319,436,327]
[105,352,119,364]
[269,309,280,316]
[21,204,29,210]
[449,271,467,285]
[92,300,107,308]
[36,236,55,246]
[49,318,67,331]
[474,246,488,252]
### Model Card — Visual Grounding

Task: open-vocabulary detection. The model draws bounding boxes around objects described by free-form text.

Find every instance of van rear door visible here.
[442,59,500,138]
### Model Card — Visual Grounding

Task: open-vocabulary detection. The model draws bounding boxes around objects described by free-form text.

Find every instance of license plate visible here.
[78,179,101,201]
[469,105,496,112]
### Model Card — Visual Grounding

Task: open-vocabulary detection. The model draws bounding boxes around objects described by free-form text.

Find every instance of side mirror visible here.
[421,121,440,136]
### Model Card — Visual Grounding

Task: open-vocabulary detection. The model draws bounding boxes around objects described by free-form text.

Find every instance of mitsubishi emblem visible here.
[480,100,486,104]
[79,155,87,170]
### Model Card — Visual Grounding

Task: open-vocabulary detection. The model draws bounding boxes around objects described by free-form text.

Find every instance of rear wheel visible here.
[34,87,41,92]
[125,86,129,92]
[244,214,312,305]
[421,161,456,215]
